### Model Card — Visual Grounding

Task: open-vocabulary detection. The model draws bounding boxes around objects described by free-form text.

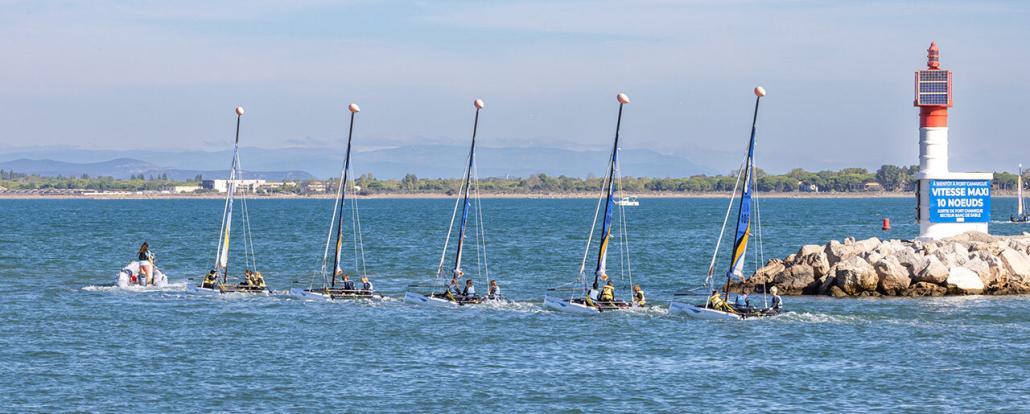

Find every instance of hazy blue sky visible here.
[1,1,1027,172]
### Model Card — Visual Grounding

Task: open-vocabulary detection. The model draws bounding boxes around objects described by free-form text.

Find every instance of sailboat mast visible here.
[330,104,360,288]
[723,88,764,297]
[1018,164,1024,217]
[219,107,244,283]
[453,99,484,275]
[592,93,630,290]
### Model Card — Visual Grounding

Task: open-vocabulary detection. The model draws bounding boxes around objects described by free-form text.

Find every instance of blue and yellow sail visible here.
[727,130,756,280]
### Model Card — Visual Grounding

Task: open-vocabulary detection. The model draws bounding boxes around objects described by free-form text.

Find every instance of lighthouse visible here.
[914,42,993,240]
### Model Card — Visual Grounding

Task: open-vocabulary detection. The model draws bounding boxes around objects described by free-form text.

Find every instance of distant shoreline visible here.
[1,190,1024,200]
[0,191,920,200]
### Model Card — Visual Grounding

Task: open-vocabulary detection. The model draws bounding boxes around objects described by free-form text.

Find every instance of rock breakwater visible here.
[747,232,1030,297]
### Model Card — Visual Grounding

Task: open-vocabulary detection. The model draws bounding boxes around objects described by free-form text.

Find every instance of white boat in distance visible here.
[614,195,639,206]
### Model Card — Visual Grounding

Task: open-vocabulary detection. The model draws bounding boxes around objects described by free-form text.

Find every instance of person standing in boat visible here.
[340,274,355,291]
[487,279,501,299]
[632,284,646,307]
[137,242,155,286]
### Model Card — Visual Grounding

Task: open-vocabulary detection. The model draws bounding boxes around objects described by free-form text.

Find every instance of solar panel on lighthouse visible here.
[915,70,952,107]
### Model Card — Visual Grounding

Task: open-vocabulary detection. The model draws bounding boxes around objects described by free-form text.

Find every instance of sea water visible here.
[0,198,1027,412]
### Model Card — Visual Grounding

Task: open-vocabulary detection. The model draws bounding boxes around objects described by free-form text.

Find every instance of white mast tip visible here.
[348,103,360,113]
[617,93,630,104]
[474,99,485,109]
[235,106,245,116]
[754,86,766,97]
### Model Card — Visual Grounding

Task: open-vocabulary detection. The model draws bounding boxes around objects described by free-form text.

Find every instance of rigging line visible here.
[214,165,232,270]
[474,159,490,286]
[237,156,257,273]
[353,196,368,277]
[436,167,466,281]
[320,174,345,289]
[351,187,360,276]
[221,158,240,283]
[351,178,369,278]
[704,155,746,290]
[753,155,768,308]
[615,152,633,297]
[577,171,606,288]
[471,161,484,282]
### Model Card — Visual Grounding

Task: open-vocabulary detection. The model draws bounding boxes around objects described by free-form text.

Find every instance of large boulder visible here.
[946,266,984,294]
[875,258,910,296]
[824,240,856,266]
[799,251,831,278]
[773,263,817,295]
[952,243,970,265]
[833,256,878,295]
[798,244,823,258]
[999,248,1030,282]
[854,237,881,255]
[962,257,994,286]
[893,248,926,277]
[905,281,947,297]
[749,259,785,286]
[915,256,949,285]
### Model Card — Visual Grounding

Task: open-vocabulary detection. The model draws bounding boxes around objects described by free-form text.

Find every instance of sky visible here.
[0,0,1028,173]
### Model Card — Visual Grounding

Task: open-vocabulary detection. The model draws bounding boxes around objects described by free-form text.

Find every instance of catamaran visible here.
[615,195,639,206]
[289,103,381,301]
[1012,164,1028,223]
[670,87,780,320]
[405,99,503,307]
[187,106,269,296]
[544,93,644,314]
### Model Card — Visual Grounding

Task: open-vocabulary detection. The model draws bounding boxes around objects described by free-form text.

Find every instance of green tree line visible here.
[1,165,1027,195]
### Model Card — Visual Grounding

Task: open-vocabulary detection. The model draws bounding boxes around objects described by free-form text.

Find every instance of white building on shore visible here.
[202,179,267,193]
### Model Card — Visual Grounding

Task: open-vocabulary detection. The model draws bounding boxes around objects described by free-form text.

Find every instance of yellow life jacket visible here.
[599,285,615,301]
[634,290,646,306]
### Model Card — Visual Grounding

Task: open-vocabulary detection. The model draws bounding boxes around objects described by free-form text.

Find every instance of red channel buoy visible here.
[882,217,891,231]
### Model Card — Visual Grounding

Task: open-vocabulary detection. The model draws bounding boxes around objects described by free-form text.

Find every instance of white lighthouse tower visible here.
[914,42,993,240]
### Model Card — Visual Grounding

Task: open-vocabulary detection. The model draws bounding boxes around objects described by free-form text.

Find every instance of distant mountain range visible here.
[0,158,312,181]
[0,145,715,180]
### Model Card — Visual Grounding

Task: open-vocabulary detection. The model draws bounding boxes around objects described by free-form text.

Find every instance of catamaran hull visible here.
[186,284,220,296]
[543,295,600,314]
[187,284,269,296]
[404,292,459,308]
[287,288,332,301]
[669,301,742,320]
[289,288,381,301]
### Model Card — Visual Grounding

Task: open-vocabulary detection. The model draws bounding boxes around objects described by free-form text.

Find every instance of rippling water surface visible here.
[1,197,1027,412]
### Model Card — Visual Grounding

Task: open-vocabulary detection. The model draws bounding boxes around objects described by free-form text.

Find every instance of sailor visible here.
[241,270,255,287]
[462,279,476,297]
[632,284,646,307]
[341,274,355,291]
[360,276,374,293]
[450,276,463,297]
[202,270,218,289]
[770,286,783,311]
[735,288,752,309]
[137,242,155,286]
[253,272,266,289]
[487,279,501,299]
[599,280,616,303]
[707,290,733,312]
